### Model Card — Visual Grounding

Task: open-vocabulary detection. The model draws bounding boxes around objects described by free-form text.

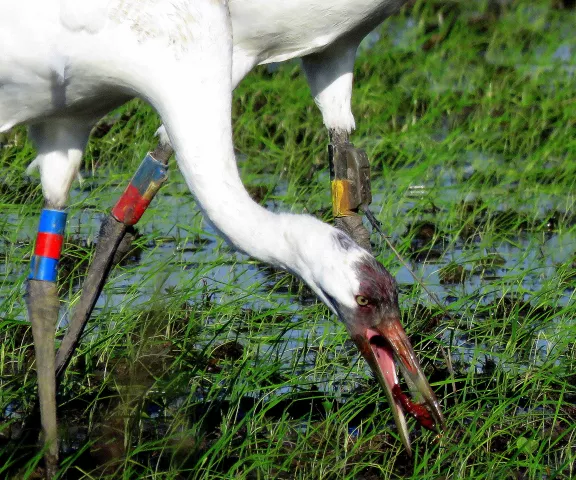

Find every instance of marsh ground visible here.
[1,0,576,478]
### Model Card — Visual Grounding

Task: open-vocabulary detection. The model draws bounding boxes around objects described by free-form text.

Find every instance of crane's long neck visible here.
[168,109,295,269]
[148,66,302,275]
[80,1,319,279]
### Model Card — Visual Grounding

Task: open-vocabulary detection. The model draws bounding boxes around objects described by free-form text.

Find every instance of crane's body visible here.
[1,0,404,141]
[232,0,403,62]
[0,0,443,475]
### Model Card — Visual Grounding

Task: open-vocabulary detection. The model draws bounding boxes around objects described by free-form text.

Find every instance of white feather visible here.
[1,0,404,305]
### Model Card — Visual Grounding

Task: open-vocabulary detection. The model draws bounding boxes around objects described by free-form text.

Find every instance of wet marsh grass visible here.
[1,0,576,478]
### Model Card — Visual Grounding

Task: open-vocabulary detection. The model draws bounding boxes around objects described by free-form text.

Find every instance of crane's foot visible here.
[329,130,372,252]
[28,208,67,478]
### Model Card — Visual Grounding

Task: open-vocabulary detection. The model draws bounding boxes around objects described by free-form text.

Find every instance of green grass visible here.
[1,0,576,478]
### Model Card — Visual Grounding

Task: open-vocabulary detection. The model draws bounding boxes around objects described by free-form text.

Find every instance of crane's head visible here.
[294,225,445,454]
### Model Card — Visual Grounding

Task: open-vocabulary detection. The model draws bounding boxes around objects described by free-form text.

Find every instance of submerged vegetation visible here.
[1,0,576,478]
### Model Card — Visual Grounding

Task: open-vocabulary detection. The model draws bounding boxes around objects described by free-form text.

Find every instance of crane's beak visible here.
[351,316,445,455]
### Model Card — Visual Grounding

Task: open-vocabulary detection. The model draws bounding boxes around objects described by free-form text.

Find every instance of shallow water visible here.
[2,5,576,473]
[3,149,575,386]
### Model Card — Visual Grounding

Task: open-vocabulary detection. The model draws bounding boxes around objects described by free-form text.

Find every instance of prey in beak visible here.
[325,252,445,454]
[353,318,445,455]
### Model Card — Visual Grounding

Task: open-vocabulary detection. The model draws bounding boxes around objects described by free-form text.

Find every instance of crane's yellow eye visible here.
[356,295,369,306]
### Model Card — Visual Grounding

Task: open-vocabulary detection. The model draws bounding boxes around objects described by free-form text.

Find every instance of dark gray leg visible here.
[55,143,172,382]
[27,280,59,478]
[54,217,127,380]
[328,129,372,251]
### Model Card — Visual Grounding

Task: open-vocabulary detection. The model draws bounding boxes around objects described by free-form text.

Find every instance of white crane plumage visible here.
[1,0,443,474]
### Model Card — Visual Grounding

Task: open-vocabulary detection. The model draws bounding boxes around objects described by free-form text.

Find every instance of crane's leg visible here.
[327,129,372,251]
[27,212,65,478]
[25,121,91,478]
[302,40,372,252]
[55,142,171,381]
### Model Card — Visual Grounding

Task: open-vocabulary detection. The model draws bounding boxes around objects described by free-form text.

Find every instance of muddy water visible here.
[3,155,574,476]
[4,155,575,378]
[2,9,576,471]
[2,7,575,387]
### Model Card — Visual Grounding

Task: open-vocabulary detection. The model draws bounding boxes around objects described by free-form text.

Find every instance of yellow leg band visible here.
[331,179,355,217]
